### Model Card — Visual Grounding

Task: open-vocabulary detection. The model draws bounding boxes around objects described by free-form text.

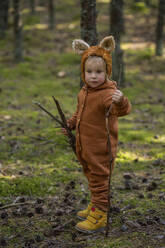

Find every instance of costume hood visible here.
[72,36,115,84]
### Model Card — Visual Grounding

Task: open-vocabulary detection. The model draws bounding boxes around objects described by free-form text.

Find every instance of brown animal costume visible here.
[68,36,131,211]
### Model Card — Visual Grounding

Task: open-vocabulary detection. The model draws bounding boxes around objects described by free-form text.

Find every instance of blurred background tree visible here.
[80,0,98,46]
[13,0,23,62]
[48,0,55,30]
[30,0,36,15]
[0,0,164,68]
[155,0,165,56]
[110,0,125,87]
[80,0,97,87]
[0,0,10,39]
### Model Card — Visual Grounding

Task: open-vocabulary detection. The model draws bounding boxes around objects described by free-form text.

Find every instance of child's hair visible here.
[85,55,107,73]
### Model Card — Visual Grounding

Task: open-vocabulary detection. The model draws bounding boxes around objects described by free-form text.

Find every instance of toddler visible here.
[62,36,131,233]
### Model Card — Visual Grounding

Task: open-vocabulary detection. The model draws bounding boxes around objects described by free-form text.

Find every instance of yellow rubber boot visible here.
[77,202,93,220]
[75,206,107,233]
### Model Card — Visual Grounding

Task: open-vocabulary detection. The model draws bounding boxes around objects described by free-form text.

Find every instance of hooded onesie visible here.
[67,36,131,211]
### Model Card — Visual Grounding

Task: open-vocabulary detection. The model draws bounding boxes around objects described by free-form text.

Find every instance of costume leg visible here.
[78,151,115,211]
[82,163,91,183]
[88,160,115,211]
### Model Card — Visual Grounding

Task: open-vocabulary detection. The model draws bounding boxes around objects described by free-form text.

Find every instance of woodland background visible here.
[0,0,165,247]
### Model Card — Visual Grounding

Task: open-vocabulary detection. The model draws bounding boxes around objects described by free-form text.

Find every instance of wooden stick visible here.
[52,96,76,154]
[34,100,76,154]
[105,65,122,236]
[33,101,63,127]
[0,202,35,210]
[105,105,114,237]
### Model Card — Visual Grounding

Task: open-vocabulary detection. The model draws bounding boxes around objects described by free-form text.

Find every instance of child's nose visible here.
[91,72,96,78]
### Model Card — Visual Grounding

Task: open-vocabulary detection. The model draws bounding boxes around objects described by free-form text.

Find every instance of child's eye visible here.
[97,70,102,73]
[87,70,91,73]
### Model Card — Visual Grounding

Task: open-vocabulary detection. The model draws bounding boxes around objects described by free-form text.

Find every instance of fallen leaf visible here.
[4,115,11,120]
[58,71,66,78]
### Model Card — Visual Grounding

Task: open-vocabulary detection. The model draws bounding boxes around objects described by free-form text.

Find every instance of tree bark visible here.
[145,0,150,7]
[110,0,125,87]
[4,0,10,29]
[48,0,55,30]
[155,0,165,56]
[0,0,10,39]
[13,0,23,62]
[39,0,45,6]
[80,0,98,46]
[30,0,35,15]
[80,0,98,87]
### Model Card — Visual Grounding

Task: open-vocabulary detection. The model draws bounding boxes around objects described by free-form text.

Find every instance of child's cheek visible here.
[99,74,106,83]
[85,74,89,82]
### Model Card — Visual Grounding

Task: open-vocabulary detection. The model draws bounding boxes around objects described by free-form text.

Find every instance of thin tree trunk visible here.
[80,0,98,87]
[30,0,35,15]
[39,0,45,6]
[155,0,165,56]
[4,0,10,30]
[110,0,125,87]
[0,0,10,39]
[48,0,55,30]
[13,0,23,62]
[80,0,98,46]
[145,0,150,7]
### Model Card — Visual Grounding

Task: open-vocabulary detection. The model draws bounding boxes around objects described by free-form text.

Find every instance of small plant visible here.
[130,2,149,14]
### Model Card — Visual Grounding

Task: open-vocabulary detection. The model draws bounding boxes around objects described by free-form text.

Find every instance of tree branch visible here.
[34,99,76,154]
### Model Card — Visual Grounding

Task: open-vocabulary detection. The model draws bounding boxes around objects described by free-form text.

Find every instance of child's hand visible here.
[61,123,71,136]
[61,127,68,136]
[112,90,124,104]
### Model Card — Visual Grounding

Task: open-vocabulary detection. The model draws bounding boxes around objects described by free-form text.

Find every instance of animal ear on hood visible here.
[72,39,90,55]
[99,36,115,52]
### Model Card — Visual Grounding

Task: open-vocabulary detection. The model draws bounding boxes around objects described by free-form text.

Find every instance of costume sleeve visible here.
[103,90,131,117]
[112,96,131,116]
[67,101,79,130]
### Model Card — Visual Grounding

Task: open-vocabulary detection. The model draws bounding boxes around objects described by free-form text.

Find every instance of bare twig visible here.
[0,201,35,210]
[105,66,122,236]
[52,96,76,154]
[33,101,63,127]
[33,99,76,154]
[105,105,114,237]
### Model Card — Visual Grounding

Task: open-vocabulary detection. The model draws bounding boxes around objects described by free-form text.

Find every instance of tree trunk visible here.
[0,0,10,39]
[110,0,125,87]
[155,0,165,56]
[48,0,55,30]
[80,0,98,45]
[30,0,35,15]
[80,0,98,87]
[145,0,150,7]
[39,0,45,6]
[13,0,23,62]
[4,0,10,29]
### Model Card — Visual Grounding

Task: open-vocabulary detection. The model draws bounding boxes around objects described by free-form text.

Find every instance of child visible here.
[62,36,131,233]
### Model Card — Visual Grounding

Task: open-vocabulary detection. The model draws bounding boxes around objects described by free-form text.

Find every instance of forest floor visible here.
[0,1,165,247]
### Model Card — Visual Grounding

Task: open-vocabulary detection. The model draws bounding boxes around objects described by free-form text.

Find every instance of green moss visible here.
[129,2,150,14]
[24,15,40,26]
[0,176,53,196]
[126,47,154,63]
[57,53,80,66]
[88,238,134,248]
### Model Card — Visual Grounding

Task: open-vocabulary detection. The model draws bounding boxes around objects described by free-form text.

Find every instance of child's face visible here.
[84,57,106,88]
